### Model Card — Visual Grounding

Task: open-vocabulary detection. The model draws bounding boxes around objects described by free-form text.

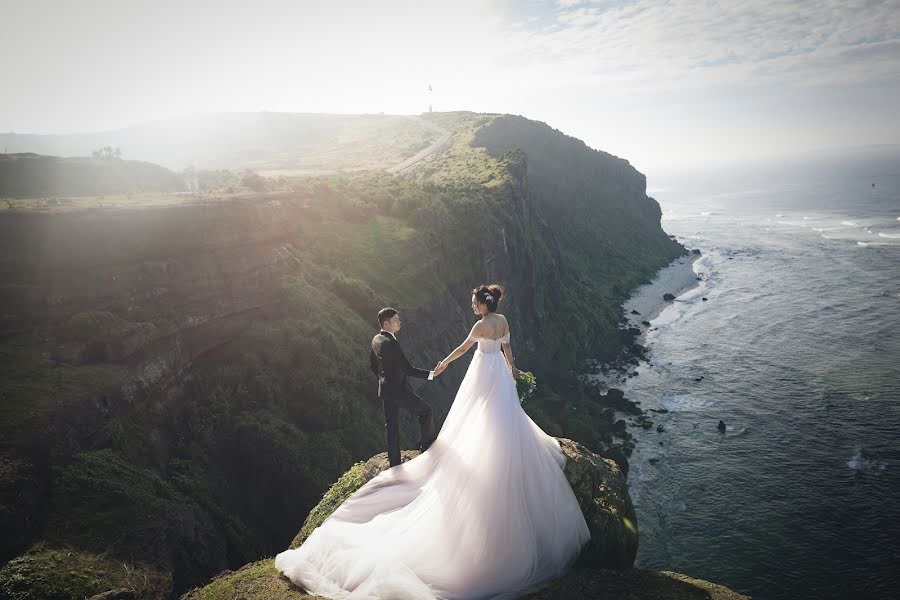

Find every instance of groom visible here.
[369,307,438,467]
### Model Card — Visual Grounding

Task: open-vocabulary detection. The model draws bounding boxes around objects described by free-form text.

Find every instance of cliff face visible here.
[0,112,685,598]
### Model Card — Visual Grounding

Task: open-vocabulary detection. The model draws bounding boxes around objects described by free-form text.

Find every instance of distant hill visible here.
[0,112,440,175]
[0,153,186,198]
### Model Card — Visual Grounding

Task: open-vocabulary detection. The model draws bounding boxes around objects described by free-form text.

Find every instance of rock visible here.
[518,568,750,599]
[692,249,702,255]
[718,420,727,432]
[596,444,630,477]
[288,438,638,572]
[631,309,641,315]
[606,388,625,401]
[656,425,665,433]
[694,376,704,381]
[663,293,676,302]
[702,297,708,301]
[641,320,651,327]
[182,562,749,600]
[649,408,668,414]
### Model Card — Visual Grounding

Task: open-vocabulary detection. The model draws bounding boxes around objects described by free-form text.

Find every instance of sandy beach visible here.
[623,252,702,329]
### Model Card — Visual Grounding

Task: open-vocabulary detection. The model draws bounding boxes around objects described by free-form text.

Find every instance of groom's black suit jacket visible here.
[369,331,430,399]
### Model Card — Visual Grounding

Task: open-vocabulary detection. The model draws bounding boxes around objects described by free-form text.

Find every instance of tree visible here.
[91,146,123,160]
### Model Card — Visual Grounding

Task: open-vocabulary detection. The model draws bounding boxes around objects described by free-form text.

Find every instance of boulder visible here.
[663,293,676,302]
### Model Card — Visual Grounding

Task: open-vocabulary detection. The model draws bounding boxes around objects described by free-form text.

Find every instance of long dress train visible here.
[275,332,590,599]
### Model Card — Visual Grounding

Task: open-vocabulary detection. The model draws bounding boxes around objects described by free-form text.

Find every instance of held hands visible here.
[433,360,448,377]
[512,366,523,379]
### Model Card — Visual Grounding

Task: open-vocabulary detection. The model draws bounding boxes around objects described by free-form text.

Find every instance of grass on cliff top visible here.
[251,115,439,177]
[411,112,510,187]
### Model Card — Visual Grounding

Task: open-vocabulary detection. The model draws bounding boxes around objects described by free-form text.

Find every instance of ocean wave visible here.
[813,227,841,232]
[700,211,713,216]
[857,241,899,247]
[878,232,900,239]
[776,213,784,217]
[847,449,887,474]
[842,221,859,227]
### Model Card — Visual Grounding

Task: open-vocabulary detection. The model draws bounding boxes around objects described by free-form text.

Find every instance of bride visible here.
[275,284,590,599]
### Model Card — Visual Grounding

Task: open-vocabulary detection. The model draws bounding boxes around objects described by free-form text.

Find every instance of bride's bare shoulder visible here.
[491,313,509,328]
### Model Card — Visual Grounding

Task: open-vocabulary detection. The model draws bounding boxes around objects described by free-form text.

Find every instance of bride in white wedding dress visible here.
[275,284,590,599]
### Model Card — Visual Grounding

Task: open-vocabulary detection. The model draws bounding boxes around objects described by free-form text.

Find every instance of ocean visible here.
[621,150,900,599]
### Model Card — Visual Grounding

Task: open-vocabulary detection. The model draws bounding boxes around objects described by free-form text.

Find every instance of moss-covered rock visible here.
[182,561,749,600]
[182,440,745,600]
[287,439,636,566]
[0,541,171,600]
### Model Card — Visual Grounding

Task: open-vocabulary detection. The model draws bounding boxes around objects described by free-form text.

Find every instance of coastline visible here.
[623,252,703,330]
[574,250,704,466]
[583,251,702,390]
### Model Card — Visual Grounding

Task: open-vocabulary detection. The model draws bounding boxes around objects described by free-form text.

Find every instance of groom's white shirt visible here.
[380,330,434,380]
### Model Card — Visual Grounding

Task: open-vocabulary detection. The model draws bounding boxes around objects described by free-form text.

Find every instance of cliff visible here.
[0,111,686,598]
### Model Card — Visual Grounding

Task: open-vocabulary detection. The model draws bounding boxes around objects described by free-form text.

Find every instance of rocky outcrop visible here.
[288,439,637,566]
[181,560,749,600]
[181,439,747,600]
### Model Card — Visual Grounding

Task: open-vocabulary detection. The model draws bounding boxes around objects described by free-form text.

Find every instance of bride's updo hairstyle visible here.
[472,284,504,313]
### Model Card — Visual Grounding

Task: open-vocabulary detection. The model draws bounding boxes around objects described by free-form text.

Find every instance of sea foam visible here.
[848,449,887,474]
[660,391,710,412]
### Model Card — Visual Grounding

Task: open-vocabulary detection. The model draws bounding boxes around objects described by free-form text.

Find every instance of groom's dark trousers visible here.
[370,331,437,467]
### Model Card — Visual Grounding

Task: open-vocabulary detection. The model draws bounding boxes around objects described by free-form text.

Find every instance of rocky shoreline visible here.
[575,250,704,478]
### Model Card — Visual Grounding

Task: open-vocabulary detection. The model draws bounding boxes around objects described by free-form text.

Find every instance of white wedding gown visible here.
[275,331,590,599]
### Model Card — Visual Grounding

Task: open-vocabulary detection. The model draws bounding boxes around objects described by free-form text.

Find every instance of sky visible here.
[2,0,899,175]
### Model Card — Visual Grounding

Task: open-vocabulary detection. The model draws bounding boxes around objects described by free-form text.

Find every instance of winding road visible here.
[387,116,451,174]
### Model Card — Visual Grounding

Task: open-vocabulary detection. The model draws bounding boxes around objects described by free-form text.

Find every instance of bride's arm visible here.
[501,341,522,379]
[434,324,481,375]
